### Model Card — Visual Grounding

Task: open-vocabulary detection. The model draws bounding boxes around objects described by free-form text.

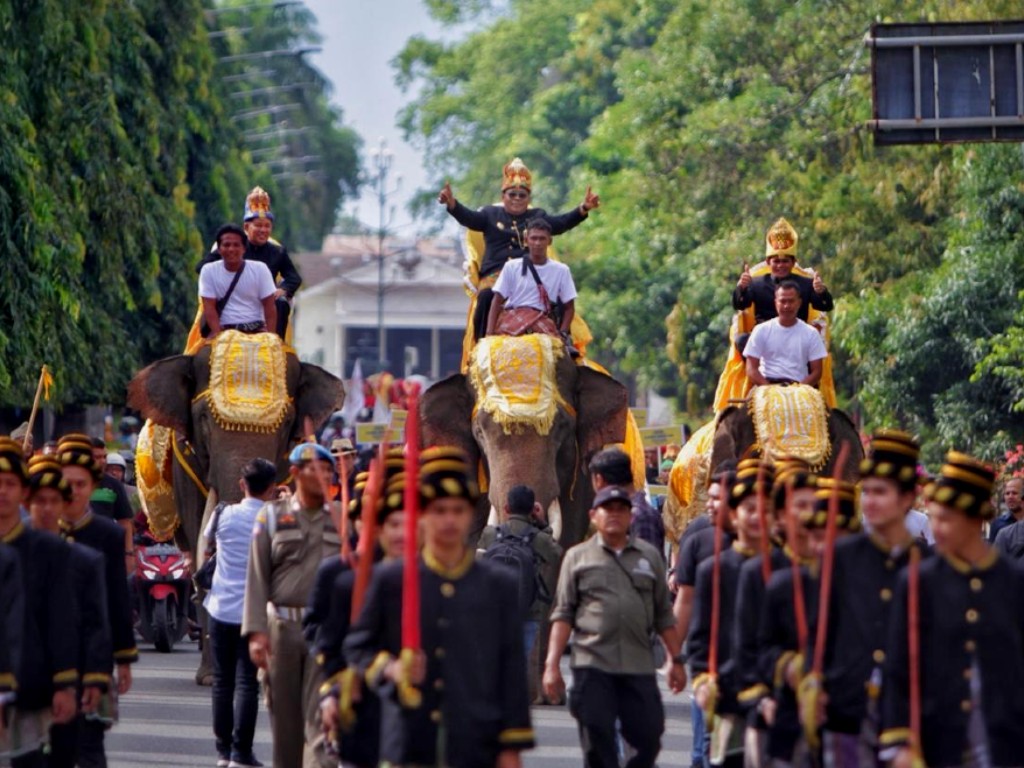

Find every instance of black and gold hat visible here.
[805,478,861,532]
[419,446,479,507]
[381,472,407,524]
[771,457,816,513]
[0,437,27,484]
[347,471,372,520]
[924,451,997,520]
[56,433,101,482]
[384,447,406,484]
[27,456,71,501]
[859,429,920,492]
[729,458,775,509]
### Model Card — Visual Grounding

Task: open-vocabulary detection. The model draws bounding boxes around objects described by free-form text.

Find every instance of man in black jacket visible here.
[438,158,599,340]
[196,186,302,338]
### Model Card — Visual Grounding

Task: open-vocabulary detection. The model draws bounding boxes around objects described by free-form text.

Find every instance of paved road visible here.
[109,641,694,768]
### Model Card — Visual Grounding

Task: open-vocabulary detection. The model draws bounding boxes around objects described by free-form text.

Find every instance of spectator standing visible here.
[477,485,563,660]
[590,448,665,558]
[205,458,277,768]
[544,485,685,768]
[988,476,1023,542]
[88,437,135,575]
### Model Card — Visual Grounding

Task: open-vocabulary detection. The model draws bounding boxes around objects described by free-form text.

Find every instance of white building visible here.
[291,235,469,381]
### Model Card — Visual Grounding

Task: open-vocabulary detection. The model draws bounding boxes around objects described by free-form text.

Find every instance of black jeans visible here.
[569,668,665,768]
[209,616,259,761]
[50,714,107,768]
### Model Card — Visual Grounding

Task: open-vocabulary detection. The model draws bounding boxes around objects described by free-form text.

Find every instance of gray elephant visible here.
[128,334,344,681]
[420,345,629,548]
[710,400,863,481]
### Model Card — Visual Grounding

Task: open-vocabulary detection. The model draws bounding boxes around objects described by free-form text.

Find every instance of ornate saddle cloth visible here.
[469,334,566,435]
[749,384,830,469]
[135,421,178,541]
[204,330,290,433]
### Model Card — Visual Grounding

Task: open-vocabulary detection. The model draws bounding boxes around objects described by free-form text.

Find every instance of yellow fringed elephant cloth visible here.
[665,419,717,547]
[712,262,836,413]
[749,384,830,470]
[135,421,178,542]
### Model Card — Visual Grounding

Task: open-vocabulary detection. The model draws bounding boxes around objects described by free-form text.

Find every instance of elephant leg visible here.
[194,490,219,687]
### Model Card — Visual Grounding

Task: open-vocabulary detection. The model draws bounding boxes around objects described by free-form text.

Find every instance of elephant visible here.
[127,333,344,681]
[420,339,629,549]
[709,401,863,481]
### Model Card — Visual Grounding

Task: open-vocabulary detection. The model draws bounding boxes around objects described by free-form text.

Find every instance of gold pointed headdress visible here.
[501,157,532,192]
[765,217,798,259]
[244,185,274,222]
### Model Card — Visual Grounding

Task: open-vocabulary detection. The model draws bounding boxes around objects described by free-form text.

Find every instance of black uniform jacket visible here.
[305,554,381,768]
[69,542,113,689]
[198,239,302,298]
[0,544,25,697]
[344,552,535,768]
[819,532,928,733]
[733,547,790,710]
[758,565,820,761]
[448,202,587,278]
[882,550,1024,767]
[689,543,757,715]
[62,511,138,665]
[732,272,834,324]
[2,522,78,709]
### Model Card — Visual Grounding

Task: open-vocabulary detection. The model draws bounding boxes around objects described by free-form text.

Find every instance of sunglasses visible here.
[505,190,529,200]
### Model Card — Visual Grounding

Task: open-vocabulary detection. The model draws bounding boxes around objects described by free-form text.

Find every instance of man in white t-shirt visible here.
[743,280,827,386]
[198,223,277,337]
[486,218,577,344]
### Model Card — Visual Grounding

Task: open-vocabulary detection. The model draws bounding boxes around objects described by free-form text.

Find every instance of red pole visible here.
[811,441,850,676]
[784,478,808,650]
[351,455,383,622]
[401,383,422,652]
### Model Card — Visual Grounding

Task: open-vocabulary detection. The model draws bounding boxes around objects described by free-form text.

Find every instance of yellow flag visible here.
[41,365,53,401]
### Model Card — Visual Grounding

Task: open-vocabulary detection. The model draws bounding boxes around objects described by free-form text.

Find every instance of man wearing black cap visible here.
[0,437,78,768]
[882,451,1024,768]
[345,446,535,768]
[816,430,927,768]
[544,484,684,768]
[243,442,343,768]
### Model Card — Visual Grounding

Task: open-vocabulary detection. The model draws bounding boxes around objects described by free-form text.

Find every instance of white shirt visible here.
[744,317,827,382]
[492,257,577,311]
[197,259,276,326]
[203,497,265,625]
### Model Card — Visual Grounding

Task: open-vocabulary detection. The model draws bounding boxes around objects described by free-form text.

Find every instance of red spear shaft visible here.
[350,454,383,622]
[811,441,850,676]
[784,478,808,650]
[401,384,422,651]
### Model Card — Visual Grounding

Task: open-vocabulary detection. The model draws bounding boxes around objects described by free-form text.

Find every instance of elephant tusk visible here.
[548,499,562,542]
[487,504,500,527]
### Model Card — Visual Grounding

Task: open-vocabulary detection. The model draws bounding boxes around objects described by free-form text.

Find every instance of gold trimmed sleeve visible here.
[879,728,913,747]
[498,727,536,747]
[737,683,769,704]
[319,670,346,699]
[114,647,139,664]
[365,651,393,689]
[82,672,112,689]
[774,651,797,689]
[0,672,16,691]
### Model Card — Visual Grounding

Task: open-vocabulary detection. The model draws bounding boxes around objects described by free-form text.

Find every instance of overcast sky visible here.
[301,0,448,235]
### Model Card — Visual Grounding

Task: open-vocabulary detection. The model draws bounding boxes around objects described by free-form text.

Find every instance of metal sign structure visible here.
[866,20,1024,144]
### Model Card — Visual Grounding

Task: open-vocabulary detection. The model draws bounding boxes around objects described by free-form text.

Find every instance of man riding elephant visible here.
[743,280,828,388]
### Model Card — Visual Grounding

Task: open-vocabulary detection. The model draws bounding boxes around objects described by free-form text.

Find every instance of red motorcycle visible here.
[134,541,192,652]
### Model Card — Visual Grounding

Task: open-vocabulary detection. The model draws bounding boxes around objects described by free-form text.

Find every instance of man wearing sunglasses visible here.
[438,157,599,341]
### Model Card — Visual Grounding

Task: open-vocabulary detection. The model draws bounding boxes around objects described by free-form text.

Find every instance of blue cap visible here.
[289,443,334,465]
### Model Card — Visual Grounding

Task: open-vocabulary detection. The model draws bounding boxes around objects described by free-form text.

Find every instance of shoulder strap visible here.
[521,259,551,313]
[218,261,246,314]
[206,502,228,553]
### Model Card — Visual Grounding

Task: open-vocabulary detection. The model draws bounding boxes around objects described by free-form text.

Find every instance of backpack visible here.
[482,523,542,617]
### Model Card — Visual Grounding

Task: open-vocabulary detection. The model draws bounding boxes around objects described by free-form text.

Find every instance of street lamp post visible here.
[369,139,395,368]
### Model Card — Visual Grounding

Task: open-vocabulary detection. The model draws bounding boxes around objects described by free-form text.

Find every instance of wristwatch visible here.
[671,653,686,665]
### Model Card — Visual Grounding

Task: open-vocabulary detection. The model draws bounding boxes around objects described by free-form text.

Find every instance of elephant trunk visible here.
[547,499,563,541]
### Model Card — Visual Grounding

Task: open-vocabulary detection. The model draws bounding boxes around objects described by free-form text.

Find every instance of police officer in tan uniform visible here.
[243,443,342,768]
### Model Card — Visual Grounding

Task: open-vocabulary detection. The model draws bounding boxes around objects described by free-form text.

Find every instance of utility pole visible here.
[369,138,398,368]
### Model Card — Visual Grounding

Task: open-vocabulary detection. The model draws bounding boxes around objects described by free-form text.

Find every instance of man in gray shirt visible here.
[543,486,685,768]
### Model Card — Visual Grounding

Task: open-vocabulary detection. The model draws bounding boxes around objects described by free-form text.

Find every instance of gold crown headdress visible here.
[501,158,532,192]
[244,186,274,222]
[765,217,798,258]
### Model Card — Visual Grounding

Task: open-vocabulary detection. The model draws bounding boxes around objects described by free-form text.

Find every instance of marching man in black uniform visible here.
[0,542,23,727]
[26,455,113,768]
[57,434,138,766]
[439,158,599,340]
[882,451,1024,768]
[814,430,927,768]
[345,446,535,768]
[0,437,78,768]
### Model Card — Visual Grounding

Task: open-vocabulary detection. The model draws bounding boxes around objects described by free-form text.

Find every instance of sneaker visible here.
[229,757,263,768]
[216,758,230,768]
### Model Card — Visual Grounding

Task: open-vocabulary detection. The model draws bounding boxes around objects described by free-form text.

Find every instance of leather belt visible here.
[274,605,304,623]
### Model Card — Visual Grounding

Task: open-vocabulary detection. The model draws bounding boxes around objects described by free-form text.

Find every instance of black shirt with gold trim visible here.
[0,543,24,698]
[344,550,535,768]
[1,522,78,710]
[881,549,1024,767]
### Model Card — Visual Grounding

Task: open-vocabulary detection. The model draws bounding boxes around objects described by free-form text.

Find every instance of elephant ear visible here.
[420,374,479,464]
[126,356,195,436]
[576,367,629,463]
[292,363,346,443]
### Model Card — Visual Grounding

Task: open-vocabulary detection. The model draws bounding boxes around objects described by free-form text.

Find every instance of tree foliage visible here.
[0,0,359,408]
[399,0,1024,458]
